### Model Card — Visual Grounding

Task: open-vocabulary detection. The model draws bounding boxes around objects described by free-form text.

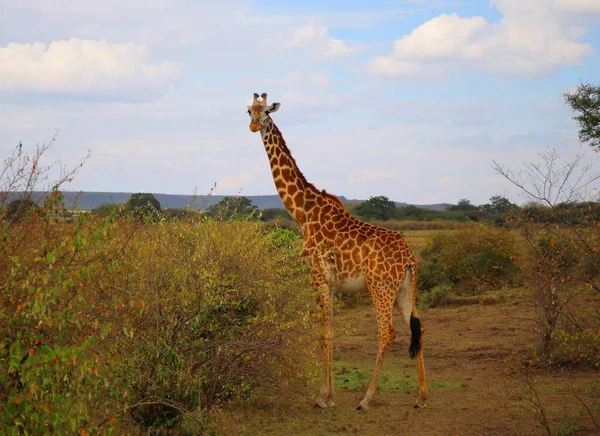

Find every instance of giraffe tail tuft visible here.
[409,313,421,359]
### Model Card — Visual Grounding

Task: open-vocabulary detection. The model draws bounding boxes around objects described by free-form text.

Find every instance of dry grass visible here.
[208,290,600,436]
[371,219,470,232]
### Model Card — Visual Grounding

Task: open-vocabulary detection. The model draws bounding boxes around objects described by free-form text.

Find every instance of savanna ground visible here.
[2,196,599,436]
[209,230,600,436]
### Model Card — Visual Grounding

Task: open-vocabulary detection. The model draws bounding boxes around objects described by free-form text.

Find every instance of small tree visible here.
[353,196,397,221]
[564,82,600,152]
[126,193,161,221]
[91,203,119,216]
[493,148,599,207]
[206,196,258,220]
[396,205,430,221]
[480,195,518,214]
[260,208,291,221]
[448,198,478,212]
[493,147,600,366]
[5,198,40,222]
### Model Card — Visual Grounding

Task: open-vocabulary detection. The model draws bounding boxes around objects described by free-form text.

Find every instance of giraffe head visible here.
[247,92,281,132]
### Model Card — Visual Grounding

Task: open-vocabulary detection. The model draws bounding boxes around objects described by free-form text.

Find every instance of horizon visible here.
[2,1,600,205]
[11,189,598,210]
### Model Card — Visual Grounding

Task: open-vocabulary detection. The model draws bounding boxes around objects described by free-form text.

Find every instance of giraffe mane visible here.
[321,189,344,207]
[269,121,344,209]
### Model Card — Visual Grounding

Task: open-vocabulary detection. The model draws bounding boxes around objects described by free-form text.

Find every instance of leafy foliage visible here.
[480,195,518,214]
[0,142,318,434]
[564,82,600,152]
[109,221,316,429]
[4,198,40,222]
[0,144,126,434]
[353,196,397,221]
[418,224,520,294]
[507,207,600,367]
[126,193,161,221]
[260,207,292,221]
[206,196,258,220]
[396,205,430,221]
[496,142,600,368]
[447,198,479,212]
[419,284,453,308]
[91,202,119,216]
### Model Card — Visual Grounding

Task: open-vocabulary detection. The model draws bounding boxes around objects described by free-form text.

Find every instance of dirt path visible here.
[216,293,599,436]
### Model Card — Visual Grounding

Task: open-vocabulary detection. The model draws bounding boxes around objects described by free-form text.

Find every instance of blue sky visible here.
[1,0,599,205]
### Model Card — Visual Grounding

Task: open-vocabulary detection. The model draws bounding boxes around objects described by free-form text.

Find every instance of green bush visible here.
[369,219,462,231]
[418,224,520,294]
[548,330,600,368]
[262,218,301,236]
[126,193,161,222]
[107,221,316,431]
[509,209,600,368]
[4,198,40,222]
[0,206,130,435]
[419,284,452,308]
[1,211,318,434]
[1,142,317,433]
[161,208,202,221]
[264,226,299,249]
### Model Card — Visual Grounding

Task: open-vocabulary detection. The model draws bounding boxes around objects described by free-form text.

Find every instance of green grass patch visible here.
[333,361,417,392]
[429,381,463,389]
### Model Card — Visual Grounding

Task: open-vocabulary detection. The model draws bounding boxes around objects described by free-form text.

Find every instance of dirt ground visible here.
[213,291,600,436]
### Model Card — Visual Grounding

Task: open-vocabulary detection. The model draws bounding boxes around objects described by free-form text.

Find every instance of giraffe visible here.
[247,92,428,410]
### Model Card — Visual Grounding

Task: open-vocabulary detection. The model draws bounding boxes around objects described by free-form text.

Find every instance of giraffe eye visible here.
[247,110,251,116]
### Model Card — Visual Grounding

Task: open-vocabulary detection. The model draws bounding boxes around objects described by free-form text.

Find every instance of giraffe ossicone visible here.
[247,92,429,410]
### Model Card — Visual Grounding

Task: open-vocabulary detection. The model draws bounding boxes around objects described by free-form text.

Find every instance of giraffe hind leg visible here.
[357,310,395,411]
[357,281,397,411]
[396,266,429,407]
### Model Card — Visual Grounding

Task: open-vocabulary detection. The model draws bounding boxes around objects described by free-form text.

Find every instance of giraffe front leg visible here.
[357,307,395,411]
[326,286,335,407]
[314,284,335,409]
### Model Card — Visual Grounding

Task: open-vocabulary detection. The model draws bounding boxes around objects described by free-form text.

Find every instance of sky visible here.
[1,0,600,206]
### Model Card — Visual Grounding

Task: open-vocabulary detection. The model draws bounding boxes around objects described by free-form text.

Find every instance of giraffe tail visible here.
[398,265,422,359]
[409,313,422,359]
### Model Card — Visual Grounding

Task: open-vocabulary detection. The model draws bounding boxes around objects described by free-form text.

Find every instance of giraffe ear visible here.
[267,102,281,113]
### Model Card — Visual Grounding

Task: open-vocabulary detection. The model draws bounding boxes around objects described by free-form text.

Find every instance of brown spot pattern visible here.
[249,94,428,409]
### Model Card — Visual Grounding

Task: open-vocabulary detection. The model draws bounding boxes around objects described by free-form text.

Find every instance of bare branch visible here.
[492,147,600,206]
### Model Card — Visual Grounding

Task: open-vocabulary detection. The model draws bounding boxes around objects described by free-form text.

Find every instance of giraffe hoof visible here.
[413,398,428,409]
[326,400,335,408]
[356,402,369,411]
[314,398,328,409]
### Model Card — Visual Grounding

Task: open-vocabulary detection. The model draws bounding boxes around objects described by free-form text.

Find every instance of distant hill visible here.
[342,198,450,212]
[3,191,449,212]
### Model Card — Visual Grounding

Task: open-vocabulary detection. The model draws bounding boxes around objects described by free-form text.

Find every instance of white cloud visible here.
[368,0,594,77]
[14,0,173,15]
[0,38,180,97]
[216,167,262,192]
[285,23,361,58]
[279,91,342,110]
[275,71,333,89]
[555,0,600,13]
[349,171,399,183]
[434,176,504,185]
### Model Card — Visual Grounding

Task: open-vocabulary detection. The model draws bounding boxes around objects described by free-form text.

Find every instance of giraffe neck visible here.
[260,117,321,227]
